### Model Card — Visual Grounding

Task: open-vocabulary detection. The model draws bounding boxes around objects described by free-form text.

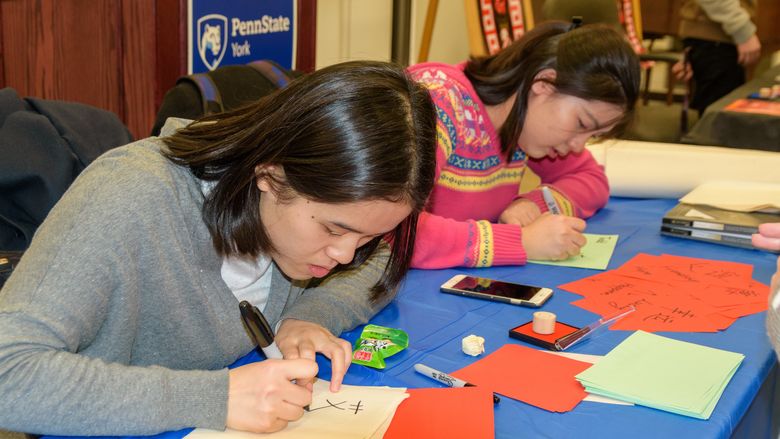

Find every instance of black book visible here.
[662,203,780,235]
[660,224,756,250]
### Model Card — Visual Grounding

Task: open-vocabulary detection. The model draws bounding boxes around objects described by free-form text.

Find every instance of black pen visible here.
[414,363,501,404]
[239,300,283,359]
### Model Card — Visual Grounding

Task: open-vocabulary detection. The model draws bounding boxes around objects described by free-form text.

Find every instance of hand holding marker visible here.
[240,300,311,411]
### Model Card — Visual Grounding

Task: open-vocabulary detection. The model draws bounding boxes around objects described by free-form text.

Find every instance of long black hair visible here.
[162,61,437,302]
[465,21,640,161]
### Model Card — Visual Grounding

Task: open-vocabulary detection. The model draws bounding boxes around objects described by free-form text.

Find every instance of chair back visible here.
[464,0,536,57]
[541,0,645,55]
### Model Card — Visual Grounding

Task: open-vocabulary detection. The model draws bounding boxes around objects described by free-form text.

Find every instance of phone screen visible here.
[452,276,542,300]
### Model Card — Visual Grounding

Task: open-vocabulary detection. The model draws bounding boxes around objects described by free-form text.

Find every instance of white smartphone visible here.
[440,274,553,307]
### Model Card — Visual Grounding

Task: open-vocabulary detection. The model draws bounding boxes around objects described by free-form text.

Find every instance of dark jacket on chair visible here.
[0,87,132,252]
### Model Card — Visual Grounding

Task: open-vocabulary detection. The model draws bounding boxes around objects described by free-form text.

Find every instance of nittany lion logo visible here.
[197,14,228,71]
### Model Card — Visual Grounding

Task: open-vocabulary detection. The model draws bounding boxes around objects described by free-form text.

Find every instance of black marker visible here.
[239,301,310,411]
[414,363,500,404]
[239,300,283,359]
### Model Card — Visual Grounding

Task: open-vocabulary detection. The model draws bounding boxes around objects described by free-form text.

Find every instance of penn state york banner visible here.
[188,0,296,73]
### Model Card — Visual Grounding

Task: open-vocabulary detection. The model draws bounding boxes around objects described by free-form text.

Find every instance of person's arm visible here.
[696,0,756,44]
[412,213,525,268]
[0,147,318,436]
[0,172,229,436]
[697,0,761,65]
[521,148,610,218]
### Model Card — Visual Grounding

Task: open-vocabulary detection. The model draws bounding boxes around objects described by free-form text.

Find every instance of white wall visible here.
[410,0,470,64]
[315,0,470,69]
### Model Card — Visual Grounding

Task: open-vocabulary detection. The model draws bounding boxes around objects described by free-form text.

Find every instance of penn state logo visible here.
[197,14,228,71]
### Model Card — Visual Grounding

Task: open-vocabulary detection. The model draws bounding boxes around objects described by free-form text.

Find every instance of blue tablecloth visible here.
[49,197,779,439]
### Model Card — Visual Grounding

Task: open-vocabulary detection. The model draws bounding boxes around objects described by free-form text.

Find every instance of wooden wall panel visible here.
[0,0,316,139]
[756,2,780,59]
[122,0,158,138]
[1,1,123,119]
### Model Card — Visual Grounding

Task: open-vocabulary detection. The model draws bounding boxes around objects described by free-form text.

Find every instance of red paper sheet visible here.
[562,254,764,333]
[718,301,769,319]
[383,387,494,439]
[659,254,754,287]
[558,270,667,298]
[724,98,780,116]
[452,344,591,413]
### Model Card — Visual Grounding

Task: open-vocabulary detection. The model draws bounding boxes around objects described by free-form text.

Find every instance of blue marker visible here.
[541,186,562,215]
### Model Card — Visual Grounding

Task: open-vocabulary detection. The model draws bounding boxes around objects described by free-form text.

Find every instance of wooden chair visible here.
[464,0,536,57]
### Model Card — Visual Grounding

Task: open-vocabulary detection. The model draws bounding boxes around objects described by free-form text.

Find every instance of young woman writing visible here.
[409,21,640,268]
[0,61,436,436]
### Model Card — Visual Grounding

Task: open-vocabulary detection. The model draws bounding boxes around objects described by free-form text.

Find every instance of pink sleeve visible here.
[411,213,527,269]
[409,65,529,269]
[524,149,609,218]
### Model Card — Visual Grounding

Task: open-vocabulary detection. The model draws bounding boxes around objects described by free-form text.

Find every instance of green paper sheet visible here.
[528,233,619,270]
[575,331,744,419]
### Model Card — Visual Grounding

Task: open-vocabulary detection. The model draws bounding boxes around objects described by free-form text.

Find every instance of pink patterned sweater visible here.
[409,62,609,269]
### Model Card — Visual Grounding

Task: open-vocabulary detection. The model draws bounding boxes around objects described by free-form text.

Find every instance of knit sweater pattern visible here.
[408,62,610,269]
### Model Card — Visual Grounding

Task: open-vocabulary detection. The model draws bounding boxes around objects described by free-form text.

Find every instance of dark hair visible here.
[162,61,437,302]
[465,22,640,160]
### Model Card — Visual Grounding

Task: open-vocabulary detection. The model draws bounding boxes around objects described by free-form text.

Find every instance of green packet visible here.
[351,324,409,369]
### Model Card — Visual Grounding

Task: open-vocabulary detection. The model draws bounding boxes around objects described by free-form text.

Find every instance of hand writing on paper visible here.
[226,359,317,433]
[499,198,542,226]
[753,223,780,294]
[276,319,353,391]
[522,214,587,261]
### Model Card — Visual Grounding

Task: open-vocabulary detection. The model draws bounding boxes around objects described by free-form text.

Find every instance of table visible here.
[683,64,780,151]
[50,197,779,439]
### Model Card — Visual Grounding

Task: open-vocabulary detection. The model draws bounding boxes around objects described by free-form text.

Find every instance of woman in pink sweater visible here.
[409,21,640,269]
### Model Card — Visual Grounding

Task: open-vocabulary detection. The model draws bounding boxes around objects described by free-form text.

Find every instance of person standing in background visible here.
[676,0,761,114]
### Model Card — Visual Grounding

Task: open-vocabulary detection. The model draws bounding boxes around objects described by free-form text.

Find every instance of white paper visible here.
[186,380,409,439]
[679,180,780,212]
[587,140,780,199]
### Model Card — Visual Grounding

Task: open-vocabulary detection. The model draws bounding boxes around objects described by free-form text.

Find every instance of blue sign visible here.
[188,0,296,73]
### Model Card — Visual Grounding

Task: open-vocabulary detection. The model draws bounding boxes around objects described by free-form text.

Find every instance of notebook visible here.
[575,331,744,419]
[660,224,755,250]
[662,202,779,235]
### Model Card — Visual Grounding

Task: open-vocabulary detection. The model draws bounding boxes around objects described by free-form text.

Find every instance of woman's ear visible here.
[530,69,558,96]
[254,164,279,192]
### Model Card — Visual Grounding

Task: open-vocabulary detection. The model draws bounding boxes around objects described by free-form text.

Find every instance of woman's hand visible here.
[522,214,587,261]
[752,223,780,294]
[499,198,542,226]
[737,34,761,66]
[276,319,353,391]
[752,223,780,252]
[226,358,317,433]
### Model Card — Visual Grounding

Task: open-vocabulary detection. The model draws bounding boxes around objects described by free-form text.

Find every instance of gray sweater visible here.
[0,120,394,436]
